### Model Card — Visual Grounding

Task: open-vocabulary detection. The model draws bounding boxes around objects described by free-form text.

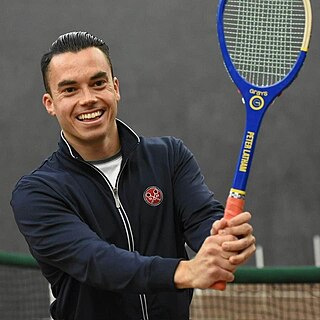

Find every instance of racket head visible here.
[217,0,312,192]
[217,0,312,106]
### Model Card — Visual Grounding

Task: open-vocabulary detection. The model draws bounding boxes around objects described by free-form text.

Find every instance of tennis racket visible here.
[212,0,312,290]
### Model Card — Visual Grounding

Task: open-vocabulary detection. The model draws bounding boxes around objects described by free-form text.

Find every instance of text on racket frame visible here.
[239,131,255,173]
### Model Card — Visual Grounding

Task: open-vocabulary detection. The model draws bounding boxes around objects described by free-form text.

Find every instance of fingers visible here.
[202,235,239,273]
[205,233,237,247]
[222,234,256,265]
[187,235,238,287]
[219,222,253,237]
[213,211,256,266]
[229,241,256,265]
[228,211,252,227]
[210,218,228,235]
[211,211,252,236]
[222,234,256,252]
[185,211,256,289]
[216,212,253,238]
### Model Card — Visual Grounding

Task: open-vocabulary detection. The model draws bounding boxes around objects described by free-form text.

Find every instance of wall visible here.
[1,0,319,266]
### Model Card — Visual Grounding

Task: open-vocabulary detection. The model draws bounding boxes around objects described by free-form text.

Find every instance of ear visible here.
[42,93,56,116]
[113,77,121,101]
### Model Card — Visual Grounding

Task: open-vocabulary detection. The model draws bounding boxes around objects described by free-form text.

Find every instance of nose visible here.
[79,88,98,106]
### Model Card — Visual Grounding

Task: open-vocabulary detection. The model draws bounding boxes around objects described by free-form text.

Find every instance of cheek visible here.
[54,103,74,123]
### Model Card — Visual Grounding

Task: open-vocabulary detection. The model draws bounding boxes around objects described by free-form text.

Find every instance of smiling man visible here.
[42,44,121,161]
[11,32,255,320]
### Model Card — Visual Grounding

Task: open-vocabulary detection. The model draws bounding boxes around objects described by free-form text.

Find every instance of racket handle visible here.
[210,196,245,291]
[211,281,227,291]
[224,196,245,220]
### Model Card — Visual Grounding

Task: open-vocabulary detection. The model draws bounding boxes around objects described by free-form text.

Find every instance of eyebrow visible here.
[57,79,77,88]
[57,71,109,88]
[90,71,108,80]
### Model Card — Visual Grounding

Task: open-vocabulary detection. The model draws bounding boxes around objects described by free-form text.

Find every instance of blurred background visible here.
[1,0,319,266]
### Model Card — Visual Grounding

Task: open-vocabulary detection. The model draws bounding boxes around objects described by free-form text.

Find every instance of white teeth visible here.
[78,111,102,120]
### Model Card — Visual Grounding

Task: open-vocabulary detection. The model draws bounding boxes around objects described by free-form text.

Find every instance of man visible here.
[11,31,255,320]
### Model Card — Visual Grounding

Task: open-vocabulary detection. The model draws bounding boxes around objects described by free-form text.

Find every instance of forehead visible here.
[48,47,111,83]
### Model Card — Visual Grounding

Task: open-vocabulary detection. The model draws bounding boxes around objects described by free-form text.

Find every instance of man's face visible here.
[43,47,120,149]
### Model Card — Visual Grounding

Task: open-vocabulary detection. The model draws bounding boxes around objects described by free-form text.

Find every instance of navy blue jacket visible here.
[11,120,224,320]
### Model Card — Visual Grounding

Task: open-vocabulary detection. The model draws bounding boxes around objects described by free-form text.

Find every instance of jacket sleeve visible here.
[11,175,180,293]
[172,138,225,252]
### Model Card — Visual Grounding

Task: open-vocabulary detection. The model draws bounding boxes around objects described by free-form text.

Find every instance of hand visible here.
[210,211,256,265]
[174,233,238,289]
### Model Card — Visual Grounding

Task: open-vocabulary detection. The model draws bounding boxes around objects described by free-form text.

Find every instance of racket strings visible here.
[223,0,306,86]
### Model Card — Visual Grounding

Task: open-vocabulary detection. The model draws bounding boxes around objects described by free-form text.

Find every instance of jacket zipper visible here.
[112,186,121,209]
[82,160,149,320]
[83,160,134,251]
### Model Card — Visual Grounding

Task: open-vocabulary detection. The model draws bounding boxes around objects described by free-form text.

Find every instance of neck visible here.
[79,136,121,161]
[63,124,121,161]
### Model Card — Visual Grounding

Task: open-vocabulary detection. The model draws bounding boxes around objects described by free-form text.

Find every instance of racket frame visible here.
[211,0,312,290]
[217,0,311,195]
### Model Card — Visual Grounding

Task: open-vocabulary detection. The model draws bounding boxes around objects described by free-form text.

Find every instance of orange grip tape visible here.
[210,196,245,291]
[211,281,227,291]
[224,196,245,220]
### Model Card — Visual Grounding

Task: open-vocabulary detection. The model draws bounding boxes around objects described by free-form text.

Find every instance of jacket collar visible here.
[58,119,140,160]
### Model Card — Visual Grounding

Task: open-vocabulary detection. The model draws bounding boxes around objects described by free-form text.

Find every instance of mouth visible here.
[77,110,104,122]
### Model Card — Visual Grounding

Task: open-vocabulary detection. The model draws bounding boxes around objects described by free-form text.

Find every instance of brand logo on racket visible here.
[249,89,268,97]
[249,95,265,111]
[143,186,163,206]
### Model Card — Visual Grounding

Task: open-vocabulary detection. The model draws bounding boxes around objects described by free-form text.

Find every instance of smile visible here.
[77,110,104,121]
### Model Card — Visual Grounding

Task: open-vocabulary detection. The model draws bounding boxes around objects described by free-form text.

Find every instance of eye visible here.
[94,80,107,88]
[64,87,77,94]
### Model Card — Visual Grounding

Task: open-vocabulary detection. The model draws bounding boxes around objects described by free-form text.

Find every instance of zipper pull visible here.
[113,188,121,208]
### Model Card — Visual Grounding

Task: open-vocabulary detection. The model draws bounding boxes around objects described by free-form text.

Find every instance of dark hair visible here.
[41,31,114,93]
